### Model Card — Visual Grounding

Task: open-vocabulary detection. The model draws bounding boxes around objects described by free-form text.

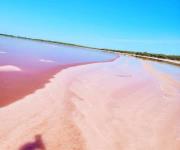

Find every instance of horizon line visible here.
[0,33,179,57]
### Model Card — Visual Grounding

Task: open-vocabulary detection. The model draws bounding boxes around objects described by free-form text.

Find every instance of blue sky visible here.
[0,0,180,54]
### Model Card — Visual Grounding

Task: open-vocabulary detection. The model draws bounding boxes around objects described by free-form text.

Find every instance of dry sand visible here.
[0,56,180,150]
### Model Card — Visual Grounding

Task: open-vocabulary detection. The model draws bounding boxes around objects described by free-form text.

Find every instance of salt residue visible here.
[39,59,55,63]
[0,65,22,72]
[0,51,7,54]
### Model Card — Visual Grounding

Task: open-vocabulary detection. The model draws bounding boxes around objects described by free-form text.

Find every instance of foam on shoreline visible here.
[0,65,22,72]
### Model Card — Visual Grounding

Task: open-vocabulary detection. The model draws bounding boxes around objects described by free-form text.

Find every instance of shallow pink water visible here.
[0,36,116,107]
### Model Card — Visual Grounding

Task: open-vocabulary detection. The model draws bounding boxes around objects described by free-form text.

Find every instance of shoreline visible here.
[117,52,180,66]
[131,54,180,66]
[99,50,180,66]
[0,33,180,66]
[0,36,118,107]
[0,57,118,108]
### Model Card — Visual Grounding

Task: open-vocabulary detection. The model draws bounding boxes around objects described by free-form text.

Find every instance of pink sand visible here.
[0,56,180,150]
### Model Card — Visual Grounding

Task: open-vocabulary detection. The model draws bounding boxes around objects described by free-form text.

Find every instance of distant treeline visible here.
[99,49,180,61]
[0,33,93,49]
[0,33,180,61]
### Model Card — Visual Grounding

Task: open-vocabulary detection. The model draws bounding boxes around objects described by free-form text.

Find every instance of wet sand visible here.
[0,52,180,149]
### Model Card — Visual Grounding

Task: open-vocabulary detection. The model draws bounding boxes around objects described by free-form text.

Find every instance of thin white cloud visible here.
[0,65,22,72]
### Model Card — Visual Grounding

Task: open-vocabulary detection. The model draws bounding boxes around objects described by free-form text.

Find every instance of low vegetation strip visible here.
[99,49,180,61]
[0,33,94,49]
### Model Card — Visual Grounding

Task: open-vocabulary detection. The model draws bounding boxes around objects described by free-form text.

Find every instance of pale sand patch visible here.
[39,59,55,63]
[0,57,180,150]
[0,65,21,72]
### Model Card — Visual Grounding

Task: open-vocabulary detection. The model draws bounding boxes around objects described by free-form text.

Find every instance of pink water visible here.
[0,36,117,107]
